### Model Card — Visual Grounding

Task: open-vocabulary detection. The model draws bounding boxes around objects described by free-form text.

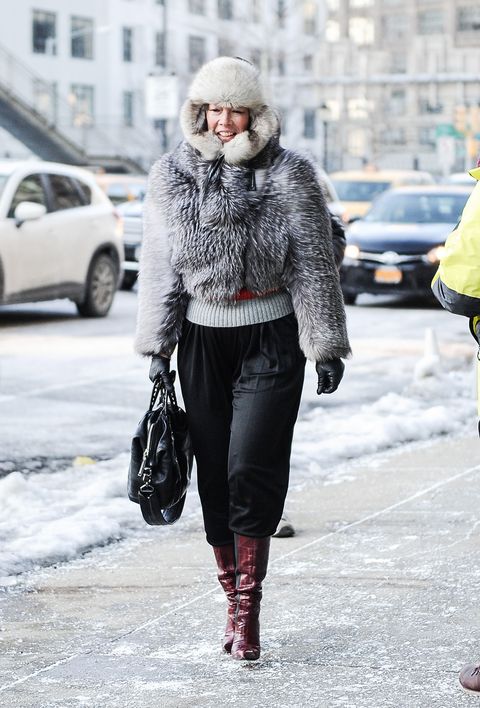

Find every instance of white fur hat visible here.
[179,56,279,164]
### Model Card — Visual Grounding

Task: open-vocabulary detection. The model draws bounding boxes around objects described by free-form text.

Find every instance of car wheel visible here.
[76,253,117,318]
[121,271,138,291]
[343,292,357,305]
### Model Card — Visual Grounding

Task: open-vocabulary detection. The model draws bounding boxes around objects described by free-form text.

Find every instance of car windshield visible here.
[364,192,469,224]
[107,183,146,205]
[332,180,391,202]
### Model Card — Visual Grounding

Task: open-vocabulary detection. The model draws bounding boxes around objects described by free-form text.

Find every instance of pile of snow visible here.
[0,455,139,583]
[0,359,476,584]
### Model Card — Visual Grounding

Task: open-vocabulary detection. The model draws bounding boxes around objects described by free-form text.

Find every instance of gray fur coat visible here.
[135,137,351,363]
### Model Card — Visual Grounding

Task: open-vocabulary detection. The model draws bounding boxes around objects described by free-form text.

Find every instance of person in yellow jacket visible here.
[432,163,480,694]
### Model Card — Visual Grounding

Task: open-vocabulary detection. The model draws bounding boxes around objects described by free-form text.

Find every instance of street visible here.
[0,289,474,472]
[1,290,480,707]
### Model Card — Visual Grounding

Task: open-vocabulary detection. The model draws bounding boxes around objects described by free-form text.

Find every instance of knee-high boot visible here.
[231,535,270,661]
[212,544,237,653]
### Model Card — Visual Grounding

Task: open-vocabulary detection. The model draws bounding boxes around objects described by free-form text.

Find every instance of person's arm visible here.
[134,159,188,358]
[432,181,480,318]
[330,214,346,269]
[281,153,351,364]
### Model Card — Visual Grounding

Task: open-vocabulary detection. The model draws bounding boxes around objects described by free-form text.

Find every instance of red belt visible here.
[234,288,279,301]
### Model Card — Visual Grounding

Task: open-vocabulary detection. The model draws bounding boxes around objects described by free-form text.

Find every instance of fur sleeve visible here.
[134,159,188,357]
[280,154,351,363]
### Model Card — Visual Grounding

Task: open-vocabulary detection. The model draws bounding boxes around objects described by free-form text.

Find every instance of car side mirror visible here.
[14,201,47,228]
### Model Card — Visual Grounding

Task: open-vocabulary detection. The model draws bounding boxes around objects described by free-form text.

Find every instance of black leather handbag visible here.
[128,375,193,525]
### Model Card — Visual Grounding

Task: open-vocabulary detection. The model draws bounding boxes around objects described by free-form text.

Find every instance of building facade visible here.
[316,0,480,174]
[0,0,325,170]
[1,1,476,175]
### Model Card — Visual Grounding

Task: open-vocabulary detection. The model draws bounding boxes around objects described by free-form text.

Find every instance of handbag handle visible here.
[148,376,179,413]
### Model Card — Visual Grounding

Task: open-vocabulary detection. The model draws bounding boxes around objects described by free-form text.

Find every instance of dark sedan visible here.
[340,186,472,304]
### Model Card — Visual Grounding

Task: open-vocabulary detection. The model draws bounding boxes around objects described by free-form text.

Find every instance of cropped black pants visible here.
[177,313,306,546]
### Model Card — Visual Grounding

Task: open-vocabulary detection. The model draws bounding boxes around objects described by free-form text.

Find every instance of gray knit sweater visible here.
[134,137,351,363]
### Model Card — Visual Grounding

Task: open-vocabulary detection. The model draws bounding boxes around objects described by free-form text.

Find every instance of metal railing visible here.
[0,42,150,169]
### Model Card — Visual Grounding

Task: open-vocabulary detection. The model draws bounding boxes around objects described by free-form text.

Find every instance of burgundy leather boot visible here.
[212,544,237,653]
[231,535,270,661]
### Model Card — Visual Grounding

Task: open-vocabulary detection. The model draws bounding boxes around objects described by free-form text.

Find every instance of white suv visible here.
[0,161,124,317]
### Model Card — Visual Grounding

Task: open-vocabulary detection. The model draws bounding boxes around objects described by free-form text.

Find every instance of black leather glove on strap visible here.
[149,355,175,394]
[315,358,345,395]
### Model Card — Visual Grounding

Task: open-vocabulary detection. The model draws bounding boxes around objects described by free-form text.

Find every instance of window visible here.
[419,98,443,114]
[326,20,340,41]
[349,0,374,6]
[457,6,480,32]
[277,52,286,75]
[218,0,233,20]
[218,38,235,56]
[389,89,406,116]
[418,126,436,148]
[48,175,84,211]
[349,17,374,44]
[304,17,316,35]
[277,0,286,28]
[76,180,91,204]
[155,0,165,4]
[347,98,372,120]
[188,36,206,72]
[382,13,407,40]
[71,16,94,59]
[381,127,405,145]
[155,32,166,67]
[189,0,205,14]
[33,80,57,124]
[123,91,134,127]
[303,109,316,139]
[8,175,47,218]
[252,0,261,22]
[390,51,407,73]
[303,0,317,35]
[346,129,367,158]
[123,27,133,62]
[418,9,443,34]
[304,54,313,72]
[70,84,95,127]
[32,11,56,55]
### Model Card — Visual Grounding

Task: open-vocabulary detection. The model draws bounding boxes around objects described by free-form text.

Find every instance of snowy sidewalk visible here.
[2,433,480,708]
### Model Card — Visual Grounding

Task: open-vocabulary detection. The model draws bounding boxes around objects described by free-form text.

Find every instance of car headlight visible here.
[425,245,447,264]
[344,244,360,260]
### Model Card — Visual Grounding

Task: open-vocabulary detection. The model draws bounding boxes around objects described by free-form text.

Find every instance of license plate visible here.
[374,266,403,284]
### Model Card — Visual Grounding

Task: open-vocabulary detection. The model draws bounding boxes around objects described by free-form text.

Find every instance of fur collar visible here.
[179,100,279,164]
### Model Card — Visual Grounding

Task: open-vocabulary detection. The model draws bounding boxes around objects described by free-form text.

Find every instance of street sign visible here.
[145,75,179,119]
[436,124,463,139]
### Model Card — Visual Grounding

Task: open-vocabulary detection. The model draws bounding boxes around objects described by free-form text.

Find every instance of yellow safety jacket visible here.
[432,167,480,414]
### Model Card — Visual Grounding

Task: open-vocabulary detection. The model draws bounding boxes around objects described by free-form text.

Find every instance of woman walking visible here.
[135,56,350,660]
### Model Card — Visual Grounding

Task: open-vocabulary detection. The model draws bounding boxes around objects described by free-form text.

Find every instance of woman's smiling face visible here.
[206,104,250,142]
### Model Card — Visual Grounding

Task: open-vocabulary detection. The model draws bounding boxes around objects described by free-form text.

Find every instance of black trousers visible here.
[177,313,306,546]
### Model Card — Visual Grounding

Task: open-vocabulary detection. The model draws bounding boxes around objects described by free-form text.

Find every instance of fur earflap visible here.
[179,57,280,164]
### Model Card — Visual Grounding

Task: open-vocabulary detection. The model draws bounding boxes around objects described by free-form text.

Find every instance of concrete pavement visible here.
[1,432,480,707]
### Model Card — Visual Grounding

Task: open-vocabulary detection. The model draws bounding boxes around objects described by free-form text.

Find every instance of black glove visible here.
[315,358,345,395]
[149,355,175,394]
